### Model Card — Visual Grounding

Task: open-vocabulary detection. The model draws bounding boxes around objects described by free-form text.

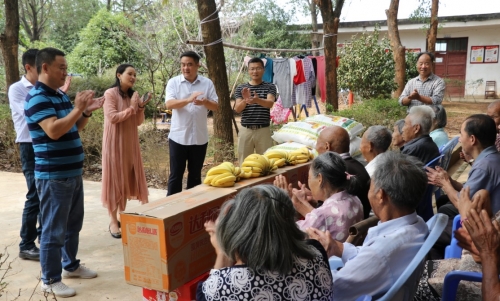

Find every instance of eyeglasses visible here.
[249,68,263,71]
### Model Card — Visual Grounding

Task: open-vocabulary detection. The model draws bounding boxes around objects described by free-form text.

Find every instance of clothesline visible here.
[186,40,324,53]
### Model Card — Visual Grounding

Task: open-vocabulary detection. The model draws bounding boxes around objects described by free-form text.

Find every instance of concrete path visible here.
[0,171,167,300]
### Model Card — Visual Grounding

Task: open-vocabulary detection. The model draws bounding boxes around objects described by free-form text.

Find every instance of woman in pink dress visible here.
[102,64,150,238]
[275,151,364,242]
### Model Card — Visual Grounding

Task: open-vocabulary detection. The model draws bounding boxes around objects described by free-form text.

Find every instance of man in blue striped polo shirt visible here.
[24,47,104,298]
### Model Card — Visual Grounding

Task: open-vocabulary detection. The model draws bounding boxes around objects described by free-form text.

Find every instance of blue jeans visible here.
[19,143,41,251]
[36,176,84,284]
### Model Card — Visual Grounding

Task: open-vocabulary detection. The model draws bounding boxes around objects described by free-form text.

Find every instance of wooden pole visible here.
[186,40,324,53]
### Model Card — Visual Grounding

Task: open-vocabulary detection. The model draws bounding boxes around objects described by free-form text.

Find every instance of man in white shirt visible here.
[8,49,42,261]
[307,152,429,300]
[165,51,219,196]
[360,125,393,177]
[8,49,72,262]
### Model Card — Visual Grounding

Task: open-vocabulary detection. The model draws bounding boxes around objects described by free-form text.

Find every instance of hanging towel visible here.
[263,57,274,83]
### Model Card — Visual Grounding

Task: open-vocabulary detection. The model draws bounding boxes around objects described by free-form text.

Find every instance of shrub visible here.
[0,104,20,169]
[338,28,397,99]
[406,51,419,81]
[340,98,407,131]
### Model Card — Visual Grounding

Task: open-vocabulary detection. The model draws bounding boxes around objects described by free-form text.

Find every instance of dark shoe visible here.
[109,224,121,239]
[19,246,40,261]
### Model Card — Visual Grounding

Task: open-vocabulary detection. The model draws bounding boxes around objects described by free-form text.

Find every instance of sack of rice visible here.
[271,121,326,148]
[304,114,364,140]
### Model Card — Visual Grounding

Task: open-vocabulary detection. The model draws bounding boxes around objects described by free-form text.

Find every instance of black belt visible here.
[242,124,269,130]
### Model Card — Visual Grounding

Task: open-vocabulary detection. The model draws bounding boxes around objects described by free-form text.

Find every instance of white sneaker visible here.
[41,281,76,298]
[62,265,98,279]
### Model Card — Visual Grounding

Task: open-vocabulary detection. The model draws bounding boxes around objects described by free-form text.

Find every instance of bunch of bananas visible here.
[264,150,287,168]
[203,162,243,187]
[286,147,314,165]
[240,154,277,178]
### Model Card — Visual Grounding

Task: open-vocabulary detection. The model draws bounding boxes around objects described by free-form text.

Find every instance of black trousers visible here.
[429,195,459,260]
[167,139,208,196]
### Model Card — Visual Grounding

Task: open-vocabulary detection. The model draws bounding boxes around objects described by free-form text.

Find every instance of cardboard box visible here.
[142,272,209,301]
[122,186,236,292]
[276,162,311,189]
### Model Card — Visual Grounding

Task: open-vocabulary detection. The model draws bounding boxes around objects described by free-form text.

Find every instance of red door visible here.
[434,38,468,98]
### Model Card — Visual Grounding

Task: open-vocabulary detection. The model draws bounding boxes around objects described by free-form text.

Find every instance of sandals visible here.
[109,224,122,239]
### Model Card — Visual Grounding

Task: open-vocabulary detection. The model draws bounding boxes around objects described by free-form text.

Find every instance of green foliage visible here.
[46,0,102,52]
[340,98,407,130]
[247,2,311,56]
[0,104,20,168]
[338,28,397,99]
[405,51,419,81]
[67,8,144,76]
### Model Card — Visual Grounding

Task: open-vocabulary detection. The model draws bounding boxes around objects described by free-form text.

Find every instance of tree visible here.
[386,0,405,97]
[409,0,440,63]
[338,29,397,99]
[67,9,144,75]
[195,0,234,162]
[46,0,102,52]
[308,0,321,56]
[19,0,52,42]
[0,0,20,101]
[247,2,310,56]
[315,0,345,112]
[427,0,439,56]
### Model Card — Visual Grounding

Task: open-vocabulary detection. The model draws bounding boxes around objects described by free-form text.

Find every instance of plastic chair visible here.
[353,213,449,301]
[444,214,463,259]
[441,270,483,301]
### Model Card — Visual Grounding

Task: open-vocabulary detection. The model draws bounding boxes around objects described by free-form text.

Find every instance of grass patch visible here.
[340,98,407,131]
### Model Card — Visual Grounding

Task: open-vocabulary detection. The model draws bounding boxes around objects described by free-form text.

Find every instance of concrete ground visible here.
[0,171,167,301]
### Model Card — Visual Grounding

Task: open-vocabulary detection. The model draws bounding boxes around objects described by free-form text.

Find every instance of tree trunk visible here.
[0,0,20,102]
[195,0,234,163]
[427,0,438,72]
[316,0,344,112]
[107,0,112,11]
[309,0,320,56]
[386,0,406,97]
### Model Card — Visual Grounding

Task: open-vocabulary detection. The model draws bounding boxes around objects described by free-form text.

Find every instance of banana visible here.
[241,166,253,172]
[251,172,261,178]
[216,181,235,187]
[234,167,240,176]
[213,174,236,186]
[274,158,286,167]
[241,160,264,170]
[220,162,235,173]
[203,175,216,184]
[295,159,309,164]
[206,165,232,176]
[240,171,253,179]
[264,150,287,160]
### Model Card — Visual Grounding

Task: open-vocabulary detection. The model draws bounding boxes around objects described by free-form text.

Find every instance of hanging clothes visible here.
[310,56,318,96]
[293,59,306,85]
[314,56,326,103]
[294,57,316,108]
[273,58,295,109]
[263,57,274,83]
[289,58,298,107]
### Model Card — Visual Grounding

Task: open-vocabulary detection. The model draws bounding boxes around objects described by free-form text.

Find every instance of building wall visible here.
[335,21,500,97]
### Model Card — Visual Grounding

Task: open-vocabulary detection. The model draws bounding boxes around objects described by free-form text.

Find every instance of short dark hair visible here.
[372,152,427,211]
[395,119,405,134]
[310,151,358,196]
[248,57,264,68]
[464,114,497,148]
[36,47,66,74]
[417,51,435,63]
[431,105,447,128]
[180,51,200,63]
[22,49,39,72]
